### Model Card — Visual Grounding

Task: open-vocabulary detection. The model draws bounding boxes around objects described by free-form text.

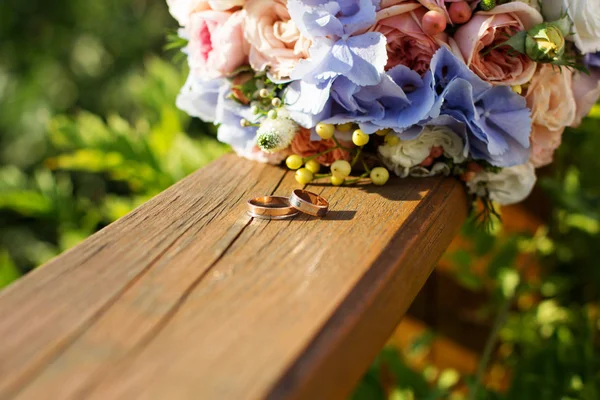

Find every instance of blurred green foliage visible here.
[353,109,600,398]
[0,0,228,281]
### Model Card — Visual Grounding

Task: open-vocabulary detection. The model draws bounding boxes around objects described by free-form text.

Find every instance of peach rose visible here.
[372,1,450,75]
[188,10,249,79]
[525,64,576,167]
[290,129,353,166]
[570,70,600,127]
[242,0,310,81]
[454,2,543,86]
[167,0,244,27]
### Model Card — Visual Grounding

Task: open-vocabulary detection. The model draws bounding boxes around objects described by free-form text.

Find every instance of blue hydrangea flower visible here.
[214,84,259,150]
[423,47,532,167]
[285,0,387,128]
[176,75,224,123]
[175,75,258,150]
[288,0,380,41]
[321,65,435,134]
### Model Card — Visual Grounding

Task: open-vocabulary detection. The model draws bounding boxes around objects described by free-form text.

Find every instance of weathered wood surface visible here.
[0,154,467,400]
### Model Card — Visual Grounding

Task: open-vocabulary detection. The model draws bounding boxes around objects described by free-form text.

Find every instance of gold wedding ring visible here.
[247,196,299,220]
[289,189,329,218]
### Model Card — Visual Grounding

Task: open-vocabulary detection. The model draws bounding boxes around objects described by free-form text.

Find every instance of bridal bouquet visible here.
[167,0,600,210]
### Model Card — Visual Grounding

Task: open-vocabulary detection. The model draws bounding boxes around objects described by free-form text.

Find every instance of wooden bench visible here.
[0,154,467,400]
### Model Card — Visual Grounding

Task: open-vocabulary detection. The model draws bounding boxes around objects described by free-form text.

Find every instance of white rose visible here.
[167,0,245,26]
[467,163,537,205]
[378,126,466,178]
[542,0,600,54]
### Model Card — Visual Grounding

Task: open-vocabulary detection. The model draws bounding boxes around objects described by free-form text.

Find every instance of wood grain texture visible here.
[0,154,467,400]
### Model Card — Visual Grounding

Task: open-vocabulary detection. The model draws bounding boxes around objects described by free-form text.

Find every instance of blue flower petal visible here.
[344,33,387,86]
[337,0,377,36]
[176,76,225,123]
[285,79,334,128]
[430,47,491,99]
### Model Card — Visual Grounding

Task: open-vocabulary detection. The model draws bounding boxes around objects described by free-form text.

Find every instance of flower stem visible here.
[351,147,363,167]
[314,173,332,179]
[303,147,337,163]
[332,135,354,152]
[344,172,370,185]
[362,159,372,174]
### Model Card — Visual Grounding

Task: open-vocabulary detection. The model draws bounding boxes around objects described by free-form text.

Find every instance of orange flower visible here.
[290,128,353,166]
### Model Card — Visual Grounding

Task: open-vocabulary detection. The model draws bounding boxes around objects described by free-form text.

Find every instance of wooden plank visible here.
[0,154,467,400]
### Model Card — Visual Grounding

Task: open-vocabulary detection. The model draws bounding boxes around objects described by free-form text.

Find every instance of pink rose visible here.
[243,0,310,81]
[525,64,576,167]
[454,3,543,86]
[373,1,450,75]
[188,10,249,79]
[570,70,600,127]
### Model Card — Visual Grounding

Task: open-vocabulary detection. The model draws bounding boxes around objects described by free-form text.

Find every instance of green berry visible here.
[331,160,352,178]
[480,0,495,11]
[271,97,282,107]
[305,159,321,174]
[295,168,314,185]
[268,109,278,120]
[316,122,335,140]
[331,175,345,186]
[259,88,270,98]
[370,167,390,186]
[352,129,370,147]
[286,155,303,170]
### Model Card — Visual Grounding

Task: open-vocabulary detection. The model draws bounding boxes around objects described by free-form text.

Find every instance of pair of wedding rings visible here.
[247,189,329,220]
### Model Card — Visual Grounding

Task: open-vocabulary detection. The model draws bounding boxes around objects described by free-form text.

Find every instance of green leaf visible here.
[0,250,22,290]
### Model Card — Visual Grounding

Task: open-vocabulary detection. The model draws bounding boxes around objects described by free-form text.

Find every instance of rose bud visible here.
[525,23,566,63]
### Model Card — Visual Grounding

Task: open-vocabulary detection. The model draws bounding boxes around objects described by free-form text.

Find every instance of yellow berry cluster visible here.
[285,122,391,187]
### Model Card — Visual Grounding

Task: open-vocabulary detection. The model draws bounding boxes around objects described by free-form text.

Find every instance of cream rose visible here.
[187,10,249,79]
[467,163,537,205]
[378,125,466,178]
[524,64,576,167]
[543,0,600,54]
[454,2,543,86]
[242,0,309,81]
